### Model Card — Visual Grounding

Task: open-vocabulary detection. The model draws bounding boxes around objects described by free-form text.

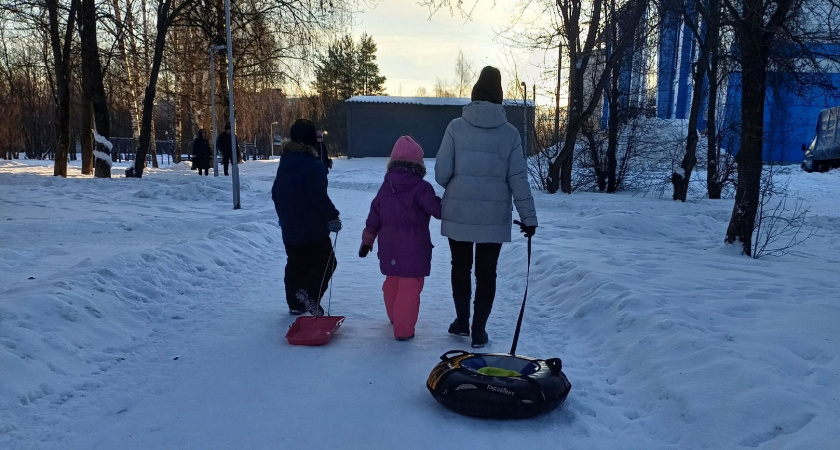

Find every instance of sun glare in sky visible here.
[351,0,554,103]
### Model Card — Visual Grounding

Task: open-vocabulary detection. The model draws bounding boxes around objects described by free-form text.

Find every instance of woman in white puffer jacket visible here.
[435,66,538,348]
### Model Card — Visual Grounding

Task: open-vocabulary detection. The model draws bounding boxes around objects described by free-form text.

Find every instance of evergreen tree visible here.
[313,42,343,105]
[356,33,386,96]
[312,33,387,155]
[314,33,387,103]
[335,35,357,100]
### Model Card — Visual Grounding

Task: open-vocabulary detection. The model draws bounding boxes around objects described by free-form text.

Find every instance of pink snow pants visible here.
[382,276,424,339]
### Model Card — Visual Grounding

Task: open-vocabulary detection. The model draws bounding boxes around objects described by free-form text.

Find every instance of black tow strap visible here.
[509,235,532,355]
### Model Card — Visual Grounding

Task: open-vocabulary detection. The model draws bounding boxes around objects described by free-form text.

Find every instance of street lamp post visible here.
[224,0,240,209]
[521,81,527,158]
[555,42,563,148]
[270,121,278,156]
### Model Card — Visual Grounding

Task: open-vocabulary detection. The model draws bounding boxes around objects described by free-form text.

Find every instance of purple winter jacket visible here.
[363,167,442,278]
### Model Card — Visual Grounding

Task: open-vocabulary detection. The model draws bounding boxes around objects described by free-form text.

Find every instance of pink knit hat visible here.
[390,136,424,163]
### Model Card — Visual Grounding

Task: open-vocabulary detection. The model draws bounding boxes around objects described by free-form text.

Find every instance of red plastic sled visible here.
[286,315,346,346]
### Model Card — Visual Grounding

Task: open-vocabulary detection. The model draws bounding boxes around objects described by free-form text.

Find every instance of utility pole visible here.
[270,121,278,156]
[224,0,240,209]
[521,81,527,158]
[555,43,562,148]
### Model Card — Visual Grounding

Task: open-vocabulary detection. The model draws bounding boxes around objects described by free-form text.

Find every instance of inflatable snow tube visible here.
[426,350,571,419]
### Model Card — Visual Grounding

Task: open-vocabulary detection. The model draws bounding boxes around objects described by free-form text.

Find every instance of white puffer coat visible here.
[435,101,538,243]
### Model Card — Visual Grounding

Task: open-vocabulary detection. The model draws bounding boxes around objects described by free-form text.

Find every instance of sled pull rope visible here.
[509,234,531,355]
[317,230,339,316]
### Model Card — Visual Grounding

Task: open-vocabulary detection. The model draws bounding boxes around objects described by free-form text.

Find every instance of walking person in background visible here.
[272,119,342,316]
[192,129,211,176]
[216,123,238,176]
[435,66,538,348]
[360,136,442,341]
[315,130,333,171]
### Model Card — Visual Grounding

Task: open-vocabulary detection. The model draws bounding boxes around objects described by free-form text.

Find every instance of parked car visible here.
[803,106,840,172]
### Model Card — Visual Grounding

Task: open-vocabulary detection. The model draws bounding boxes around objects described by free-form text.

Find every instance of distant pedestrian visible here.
[192,129,211,176]
[360,136,441,340]
[272,119,342,316]
[315,130,333,171]
[216,123,238,176]
[435,66,538,348]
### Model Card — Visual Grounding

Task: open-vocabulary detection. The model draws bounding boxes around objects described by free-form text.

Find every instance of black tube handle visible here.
[440,349,471,361]
[545,358,563,375]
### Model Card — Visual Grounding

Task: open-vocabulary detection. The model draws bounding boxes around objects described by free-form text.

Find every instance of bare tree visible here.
[752,166,815,258]
[128,0,184,176]
[0,18,32,160]
[77,0,111,177]
[46,0,80,177]
[454,48,474,97]
[720,0,837,255]
[545,0,650,194]
[434,77,455,97]
[670,0,717,201]
[126,0,354,177]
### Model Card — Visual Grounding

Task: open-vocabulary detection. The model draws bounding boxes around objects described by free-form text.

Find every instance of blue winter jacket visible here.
[272,141,340,246]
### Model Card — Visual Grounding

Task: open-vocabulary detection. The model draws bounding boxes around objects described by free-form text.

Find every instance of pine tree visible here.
[336,35,357,99]
[314,33,386,103]
[356,33,386,96]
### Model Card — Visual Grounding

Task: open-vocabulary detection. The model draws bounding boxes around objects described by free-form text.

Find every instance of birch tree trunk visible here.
[112,0,142,141]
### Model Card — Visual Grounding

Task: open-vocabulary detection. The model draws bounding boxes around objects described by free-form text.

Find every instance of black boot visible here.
[448,296,471,336]
[471,329,488,348]
[470,304,492,348]
[448,319,470,336]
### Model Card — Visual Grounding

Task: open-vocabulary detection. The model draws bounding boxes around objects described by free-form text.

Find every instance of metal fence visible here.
[8,137,272,164]
[111,138,182,165]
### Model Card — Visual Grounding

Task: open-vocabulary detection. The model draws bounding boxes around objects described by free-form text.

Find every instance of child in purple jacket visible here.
[359,136,442,340]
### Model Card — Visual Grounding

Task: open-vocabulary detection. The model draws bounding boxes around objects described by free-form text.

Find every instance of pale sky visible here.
[350,0,551,100]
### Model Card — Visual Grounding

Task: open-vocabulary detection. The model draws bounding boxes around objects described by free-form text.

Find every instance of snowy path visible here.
[30,180,596,449]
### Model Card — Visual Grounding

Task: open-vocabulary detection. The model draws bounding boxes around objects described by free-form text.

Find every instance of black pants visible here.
[284,238,337,311]
[448,239,503,332]
[222,151,232,176]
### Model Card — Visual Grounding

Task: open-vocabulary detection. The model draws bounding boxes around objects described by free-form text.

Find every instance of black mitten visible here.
[514,220,537,238]
[328,219,342,233]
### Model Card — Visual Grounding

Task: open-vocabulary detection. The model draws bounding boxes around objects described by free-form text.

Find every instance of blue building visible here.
[723,69,840,163]
[600,3,653,128]
[657,0,700,125]
[655,2,840,163]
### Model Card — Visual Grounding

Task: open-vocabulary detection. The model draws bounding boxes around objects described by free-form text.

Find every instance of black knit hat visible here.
[471,66,504,104]
[290,119,318,148]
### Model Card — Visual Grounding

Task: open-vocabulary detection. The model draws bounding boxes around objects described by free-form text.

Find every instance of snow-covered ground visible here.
[1,156,838,449]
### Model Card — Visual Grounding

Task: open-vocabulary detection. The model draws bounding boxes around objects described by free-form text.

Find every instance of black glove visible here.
[328,219,342,233]
[328,158,333,169]
[359,244,372,258]
[514,220,536,238]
